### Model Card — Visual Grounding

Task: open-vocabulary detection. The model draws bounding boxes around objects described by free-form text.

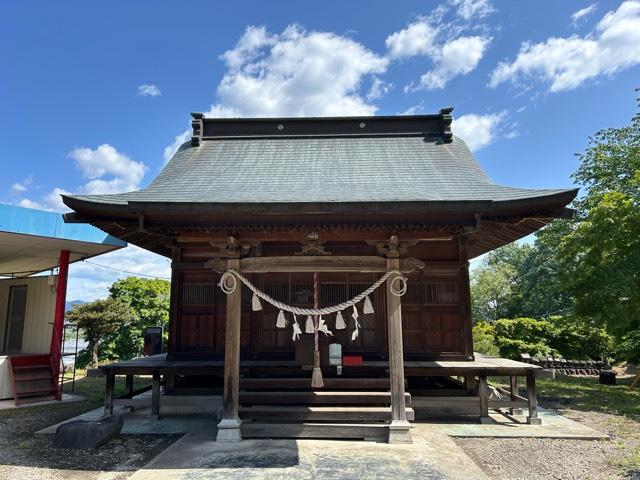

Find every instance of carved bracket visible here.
[367,235,419,258]
[209,236,257,258]
[294,231,331,256]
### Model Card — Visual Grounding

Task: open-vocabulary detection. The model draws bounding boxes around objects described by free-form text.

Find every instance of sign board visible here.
[143,326,163,356]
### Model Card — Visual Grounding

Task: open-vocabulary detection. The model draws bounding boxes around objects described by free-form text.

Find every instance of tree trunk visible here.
[90,342,99,367]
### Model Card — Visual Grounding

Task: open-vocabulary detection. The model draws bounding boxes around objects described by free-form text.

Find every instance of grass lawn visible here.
[60,369,151,407]
[535,374,640,419]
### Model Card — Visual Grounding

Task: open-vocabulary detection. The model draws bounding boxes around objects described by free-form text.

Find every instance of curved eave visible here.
[62,188,578,218]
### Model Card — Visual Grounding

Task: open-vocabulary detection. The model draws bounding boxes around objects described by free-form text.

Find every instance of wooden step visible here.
[16,394,57,405]
[239,405,414,422]
[12,365,50,371]
[15,387,57,396]
[241,422,388,440]
[239,391,411,406]
[14,374,53,383]
[239,377,398,390]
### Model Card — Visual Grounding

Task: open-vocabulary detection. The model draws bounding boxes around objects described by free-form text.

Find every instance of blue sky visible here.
[1,0,639,300]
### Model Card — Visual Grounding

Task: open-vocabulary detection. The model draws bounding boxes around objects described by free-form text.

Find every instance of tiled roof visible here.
[64,135,575,207]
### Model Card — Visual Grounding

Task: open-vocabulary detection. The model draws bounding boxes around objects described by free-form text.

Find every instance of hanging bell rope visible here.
[311,272,324,388]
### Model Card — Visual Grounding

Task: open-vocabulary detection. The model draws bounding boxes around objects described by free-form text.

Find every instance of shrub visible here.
[546,315,614,360]
[472,322,500,356]
[493,317,558,359]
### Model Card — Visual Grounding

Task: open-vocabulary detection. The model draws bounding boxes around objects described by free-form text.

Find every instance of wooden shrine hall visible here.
[63,109,577,443]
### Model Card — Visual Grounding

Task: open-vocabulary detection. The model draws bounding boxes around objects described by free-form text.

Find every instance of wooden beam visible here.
[206,255,425,274]
[176,229,458,243]
[386,258,412,444]
[216,258,243,442]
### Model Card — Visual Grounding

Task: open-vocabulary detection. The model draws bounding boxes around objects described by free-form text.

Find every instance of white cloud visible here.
[419,35,491,89]
[17,187,71,212]
[385,19,439,59]
[69,144,147,194]
[137,84,162,97]
[66,244,171,302]
[207,24,388,117]
[450,0,495,20]
[366,77,392,100]
[163,130,190,165]
[572,3,598,25]
[490,1,640,92]
[401,102,425,115]
[11,175,32,194]
[163,24,389,157]
[18,198,46,210]
[18,144,147,212]
[386,15,491,90]
[452,111,506,151]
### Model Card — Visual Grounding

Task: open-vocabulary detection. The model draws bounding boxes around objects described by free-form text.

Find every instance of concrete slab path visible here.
[129,426,490,480]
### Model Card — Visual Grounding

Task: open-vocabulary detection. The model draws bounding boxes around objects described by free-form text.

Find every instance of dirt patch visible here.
[0,401,179,480]
[456,408,640,480]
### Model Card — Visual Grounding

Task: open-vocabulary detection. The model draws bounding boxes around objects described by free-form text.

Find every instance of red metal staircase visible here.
[8,355,58,405]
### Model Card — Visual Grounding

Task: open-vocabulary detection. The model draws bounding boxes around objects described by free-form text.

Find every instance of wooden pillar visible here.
[509,375,518,400]
[386,258,412,443]
[465,375,477,393]
[478,373,491,424]
[104,369,115,416]
[526,370,542,425]
[125,374,134,412]
[216,258,242,442]
[509,375,524,415]
[151,370,161,419]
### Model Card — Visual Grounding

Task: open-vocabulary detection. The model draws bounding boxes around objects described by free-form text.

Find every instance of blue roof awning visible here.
[0,203,126,277]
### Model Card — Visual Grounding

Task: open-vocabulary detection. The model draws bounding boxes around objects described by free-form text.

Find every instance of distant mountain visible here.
[65,300,86,311]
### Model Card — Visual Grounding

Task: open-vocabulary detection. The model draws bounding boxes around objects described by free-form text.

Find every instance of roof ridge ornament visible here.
[191,112,204,146]
[440,107,453,144]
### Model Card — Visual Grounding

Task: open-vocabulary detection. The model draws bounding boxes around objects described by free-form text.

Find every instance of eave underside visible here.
[63,203,571,259]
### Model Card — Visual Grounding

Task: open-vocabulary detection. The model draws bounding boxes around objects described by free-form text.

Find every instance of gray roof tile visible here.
[66,135,574,206]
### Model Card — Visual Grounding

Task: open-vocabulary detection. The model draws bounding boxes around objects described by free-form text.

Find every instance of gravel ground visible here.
[456,408,640,480]
[0,400,179,480]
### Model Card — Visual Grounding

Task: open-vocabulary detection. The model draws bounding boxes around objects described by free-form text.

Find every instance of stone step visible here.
[241,422,389,440]
[239,377,400,390]
[239,405,415,422]
[239,390,411,406]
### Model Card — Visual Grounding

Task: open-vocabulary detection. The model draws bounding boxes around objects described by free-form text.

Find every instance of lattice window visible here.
[182,283,215,305]
[348,283,370,299]
[403,281,424,304]
[291,283,313,305]
[425,282,458,304]
[321,283,348,305]
[264,282,289,303]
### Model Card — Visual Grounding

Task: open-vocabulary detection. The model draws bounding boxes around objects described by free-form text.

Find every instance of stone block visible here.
[54,415,124,449]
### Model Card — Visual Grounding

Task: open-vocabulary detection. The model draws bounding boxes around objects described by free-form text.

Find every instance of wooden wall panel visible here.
[171,237,474,360]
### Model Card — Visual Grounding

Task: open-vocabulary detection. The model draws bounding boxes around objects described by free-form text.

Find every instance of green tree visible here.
[470,243,530,322]
[559,94,640,362]
[518,222,574,318]
[108,277,170,360]
[66,298,134,367]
